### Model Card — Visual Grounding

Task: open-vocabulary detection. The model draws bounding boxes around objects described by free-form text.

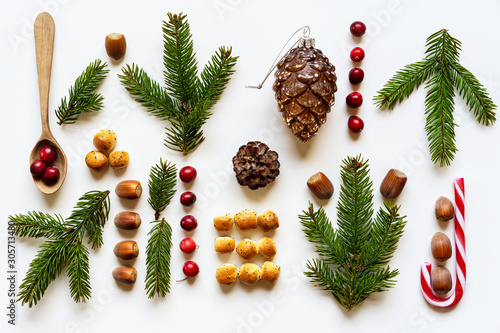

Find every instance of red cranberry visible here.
[180,191,196,206]
[350,21,366,37]
[43,166,60,185]
[348,116,364,133]
[39,145,57,164]
[179,166,197,183]
[180,215,198,231]
[349,68,365,85]
[346,92,363,108]
[350,47,365,62]
[182,261,199,277]
[30,159,47,178]
[179,238,197,254]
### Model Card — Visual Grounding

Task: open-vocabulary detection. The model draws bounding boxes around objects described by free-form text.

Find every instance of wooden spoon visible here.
[29,12,67,195]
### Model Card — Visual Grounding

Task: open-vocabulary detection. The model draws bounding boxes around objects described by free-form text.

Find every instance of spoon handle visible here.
[34,12,55,133]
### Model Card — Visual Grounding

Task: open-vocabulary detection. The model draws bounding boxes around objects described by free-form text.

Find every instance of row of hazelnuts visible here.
[112,183,143,284]
[431,196,455,296]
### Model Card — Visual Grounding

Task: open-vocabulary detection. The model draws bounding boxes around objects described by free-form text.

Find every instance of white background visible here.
[1,0,500,332]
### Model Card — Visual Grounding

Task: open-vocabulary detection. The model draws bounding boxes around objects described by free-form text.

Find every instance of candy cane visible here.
[420,178,465,308]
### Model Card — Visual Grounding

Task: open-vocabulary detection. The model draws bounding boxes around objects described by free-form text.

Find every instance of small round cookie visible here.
[236,239,258,260]
[85,150,108,171]
[109,150,129,169]
[238,263,260,286]
[93,129,117,154]
[214,214,233,232]
[258,210,279,232]
[260,261,280,284]
[214,237,235,253]
[216,263,238,285]
[234,209,257,231]
[257,237,277,259]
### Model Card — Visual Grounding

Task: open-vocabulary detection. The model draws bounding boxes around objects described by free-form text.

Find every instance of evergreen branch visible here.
[119,13,237,155]
[424,66,457,166]
[65,190,111,250]
[448,61,497,125]
[66,243,91,303]
[145,218,172,298]
[337,156,373,255]
[164,107,210,155]
[300,155,407,312]
[362,203,407,267]
[13,190,110,306]
[194,46,238,112]
[299,203,344,266]
[118,63,176,120]
[373,28,496,166]
[147,159,177,220]
[373,60,436,110]
[9,212,67,239]
[17,240,68,307]
[424,29,461,63]
[163,12,198,104]
[55,59,109,125]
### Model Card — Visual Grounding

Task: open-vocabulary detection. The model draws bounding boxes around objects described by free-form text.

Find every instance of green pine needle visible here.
[119,12,238,155]
[145,218,173,298]
[299,155,407,312]
[147,158,177,220]
[373,29,496,166]
[56,59,109,125]
[9,190,110,307]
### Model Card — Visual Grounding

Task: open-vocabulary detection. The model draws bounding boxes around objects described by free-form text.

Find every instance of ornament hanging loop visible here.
[246,26,311,89]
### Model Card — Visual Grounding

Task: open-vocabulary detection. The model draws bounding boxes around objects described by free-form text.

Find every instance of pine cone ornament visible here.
[273,38,337,142]
[232,141,280,190]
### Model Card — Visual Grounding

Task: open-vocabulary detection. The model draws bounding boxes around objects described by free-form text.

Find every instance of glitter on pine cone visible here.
[232,141,280,190]
[273,38,337,143]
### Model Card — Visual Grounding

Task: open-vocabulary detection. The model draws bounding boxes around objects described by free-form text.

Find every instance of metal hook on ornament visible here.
[246,25,311,89]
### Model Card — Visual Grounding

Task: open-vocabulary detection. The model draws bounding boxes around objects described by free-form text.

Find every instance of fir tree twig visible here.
[119,12,238,155]
[147,159,177,220]
[144,159,177,298]
[373,29,497,166]
[56,59,109,125]
[9,190,110,307]
[145,218,173,298]
[299,155,407,312]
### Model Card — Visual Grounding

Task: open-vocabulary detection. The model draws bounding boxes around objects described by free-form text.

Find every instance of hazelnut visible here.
[431,266,452,295]
[435,196,454,221]
[380,169,407,199]
[307,172,334,200]
[431,232,452,261]
[114,211,141,230]
[112,266,137,284]
[115,180,142,199]
[105,33,126,60]
[113,240,139,260]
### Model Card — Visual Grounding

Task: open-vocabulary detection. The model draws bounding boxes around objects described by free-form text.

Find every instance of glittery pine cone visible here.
[273,41,337,142]
[232,141,280,190]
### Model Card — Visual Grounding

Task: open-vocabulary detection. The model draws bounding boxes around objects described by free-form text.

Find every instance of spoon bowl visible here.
[29,137,67,195]
[30,12,67,194]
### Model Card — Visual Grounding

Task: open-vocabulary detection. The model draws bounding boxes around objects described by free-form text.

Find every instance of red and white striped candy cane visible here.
[420,177,466,308]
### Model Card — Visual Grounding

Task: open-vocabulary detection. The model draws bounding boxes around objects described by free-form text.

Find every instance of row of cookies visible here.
[215,237,277,259]
[214,210,279,232]
[216,262,280,285]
